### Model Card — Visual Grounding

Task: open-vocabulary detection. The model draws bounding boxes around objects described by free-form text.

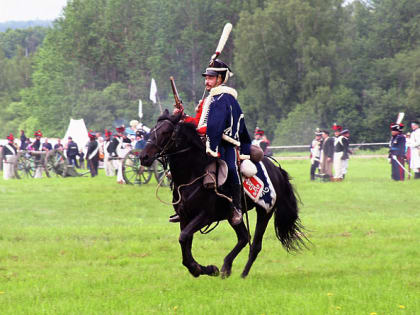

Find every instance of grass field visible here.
[0,158,419,314]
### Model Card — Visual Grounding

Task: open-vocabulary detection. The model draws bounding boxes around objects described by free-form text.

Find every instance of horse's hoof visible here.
[220,268,231,279]
[207,265,219,277]
[241,272,248,279]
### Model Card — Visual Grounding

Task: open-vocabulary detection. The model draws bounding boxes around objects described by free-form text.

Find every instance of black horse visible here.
[140,110,306,278]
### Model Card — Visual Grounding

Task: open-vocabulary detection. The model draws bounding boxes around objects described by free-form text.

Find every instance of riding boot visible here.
[230,184,243,226]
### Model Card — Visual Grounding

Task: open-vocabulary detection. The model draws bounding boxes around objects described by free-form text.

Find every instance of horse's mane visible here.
[178,122,206,152]
[156,110,210,163]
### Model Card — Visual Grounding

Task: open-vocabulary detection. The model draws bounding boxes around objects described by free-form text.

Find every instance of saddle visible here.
[203,144,264,189]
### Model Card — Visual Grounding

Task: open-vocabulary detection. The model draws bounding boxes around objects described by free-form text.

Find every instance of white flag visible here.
[149,78,157,104]
[138,99,143,119]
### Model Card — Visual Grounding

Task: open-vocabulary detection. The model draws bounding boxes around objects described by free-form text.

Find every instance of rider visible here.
[173,59,252,225]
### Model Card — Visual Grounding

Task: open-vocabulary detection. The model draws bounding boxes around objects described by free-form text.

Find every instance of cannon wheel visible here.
[153,159,171,187]
[45,149,68,177]
[14,152,35,179]
[122,149,153,185]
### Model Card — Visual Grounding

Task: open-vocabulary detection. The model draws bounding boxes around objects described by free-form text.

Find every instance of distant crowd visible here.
[309,121,420,181]
[3,119,419,182]
[0,120,150,181]
[309,124,351,182]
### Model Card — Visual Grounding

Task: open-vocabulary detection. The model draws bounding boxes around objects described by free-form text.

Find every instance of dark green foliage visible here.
[0,0,419,143]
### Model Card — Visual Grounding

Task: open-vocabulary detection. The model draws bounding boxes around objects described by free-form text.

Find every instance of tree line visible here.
[0,0,419,145]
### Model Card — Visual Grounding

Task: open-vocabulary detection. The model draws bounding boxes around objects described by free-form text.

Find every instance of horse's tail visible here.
[271,161,307,252]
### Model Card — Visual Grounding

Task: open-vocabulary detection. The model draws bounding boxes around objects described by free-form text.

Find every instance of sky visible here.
[0,0,357,23]
[0,0,68,23]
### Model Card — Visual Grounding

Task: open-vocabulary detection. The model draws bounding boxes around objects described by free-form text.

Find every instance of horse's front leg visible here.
[179,213,219,277]
[220,220,250,278]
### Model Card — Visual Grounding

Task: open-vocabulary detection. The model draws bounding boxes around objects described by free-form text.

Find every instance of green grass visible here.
[0,159,419,314]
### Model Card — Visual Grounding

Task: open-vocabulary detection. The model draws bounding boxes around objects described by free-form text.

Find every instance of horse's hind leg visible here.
[241,206,273,278]
[220,221,250,278]
[179,214,219,277]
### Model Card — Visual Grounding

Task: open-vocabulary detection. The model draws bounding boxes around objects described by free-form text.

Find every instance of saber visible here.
[392,155,412,176]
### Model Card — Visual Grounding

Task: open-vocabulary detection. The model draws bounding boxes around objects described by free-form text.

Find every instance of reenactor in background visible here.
[20,130,27,150]
[332,123,343,140]
[134,130,147,150]
[42,138,53,151]
[32,130,42,151]
[252,129,263,147]
[405,132,411,170]
[86,131,99,177]
[320,130,334,180]
[2,134,17,180]
[389,123,406,181]
[0,145,3,171]
[33,130,43,178]
[333,129,352,181]
[252,129,272,156]
[54,138,64,151]
[103,129,115,176]
[79,150,85,169]
[66,136,79,168]
[408,120,420,179]
[310,129,322,180]
[108,125,131,184]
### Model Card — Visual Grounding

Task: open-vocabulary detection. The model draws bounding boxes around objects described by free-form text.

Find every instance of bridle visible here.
[146,118,191,161]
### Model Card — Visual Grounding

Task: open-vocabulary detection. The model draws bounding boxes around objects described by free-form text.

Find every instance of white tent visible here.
[63,118,89,151]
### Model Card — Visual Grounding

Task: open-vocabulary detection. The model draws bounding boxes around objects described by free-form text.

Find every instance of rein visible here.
[155,171,232,206]
[149,117,234,234]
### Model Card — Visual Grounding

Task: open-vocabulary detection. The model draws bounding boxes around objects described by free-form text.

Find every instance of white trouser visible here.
[116,148,130,183]
[3,155,16,179]
[333,152,344,179]
[342,158,349,175]
[34,162,43,178]
[410,147,420,172]
[104,155,115,176]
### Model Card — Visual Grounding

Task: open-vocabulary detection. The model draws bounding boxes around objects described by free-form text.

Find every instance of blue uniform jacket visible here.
[389,134,406,156]
[205,86,251,159]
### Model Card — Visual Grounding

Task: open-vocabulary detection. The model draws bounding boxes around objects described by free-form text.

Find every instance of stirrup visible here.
[169,214,180,223]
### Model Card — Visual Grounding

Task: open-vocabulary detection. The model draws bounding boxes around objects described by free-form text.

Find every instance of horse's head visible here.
[140,109,182,166]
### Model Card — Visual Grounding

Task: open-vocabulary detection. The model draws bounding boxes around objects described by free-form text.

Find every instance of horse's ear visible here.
[173,111,183,123]
[158,109,170,121]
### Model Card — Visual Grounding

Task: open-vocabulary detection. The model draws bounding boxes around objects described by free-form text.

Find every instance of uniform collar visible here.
[209,85,238,99]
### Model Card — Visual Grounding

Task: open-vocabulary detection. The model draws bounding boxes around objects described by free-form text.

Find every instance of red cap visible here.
[105,129,112,137]
[116,125,125,133]
[88,130,96,139]
[332,123,342,131]
[34,130,42,137]
[7,133,14,141]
